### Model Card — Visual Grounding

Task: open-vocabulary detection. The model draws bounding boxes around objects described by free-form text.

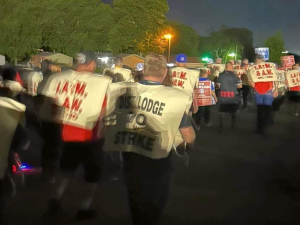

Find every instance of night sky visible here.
[102,0,300,54]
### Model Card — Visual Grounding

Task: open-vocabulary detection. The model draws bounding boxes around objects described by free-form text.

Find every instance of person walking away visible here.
[105,53,196,225]
[247,54,278,135]
[33,60,62,182]
[104,57,134,82]
[288,64,300,116]
[271,68,287,123]
[216,62,242,133]
[171,54,200,115]
[193,69,218,129]
[43,52,112,220]
[240,59,250,110]
[0,74,27,224]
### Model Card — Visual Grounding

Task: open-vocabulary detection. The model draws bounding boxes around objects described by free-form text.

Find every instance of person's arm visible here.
[179,113,196,149]
[235,74,243,89]
[273,81,278,98]
[212,91,218,102]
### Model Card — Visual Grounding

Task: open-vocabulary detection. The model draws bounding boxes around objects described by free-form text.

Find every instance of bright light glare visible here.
[164,34,172,39]
[228,53,236,57]
[101,57,109,64]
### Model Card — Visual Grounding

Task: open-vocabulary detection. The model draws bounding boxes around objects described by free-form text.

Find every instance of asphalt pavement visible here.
[4,99,300,225]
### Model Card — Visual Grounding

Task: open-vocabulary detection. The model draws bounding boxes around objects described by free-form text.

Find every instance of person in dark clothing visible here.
[193,69,218,129]
[241,59,250,110]
[33,60,62,182]
[216,62,242,133]
[121,53,196,225]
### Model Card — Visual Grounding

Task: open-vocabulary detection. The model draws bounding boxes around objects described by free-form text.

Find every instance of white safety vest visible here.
[41,70,111,130]
[0,97,26,179]
[103,68,133,82]
[27,71,43,96]
[171,67,199,94]
[104,82,192,159]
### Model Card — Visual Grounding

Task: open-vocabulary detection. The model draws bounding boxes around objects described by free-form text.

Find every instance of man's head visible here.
[225,62,234,71]
[200,69,208,78]
[243,58,249,65]
[292,64,300,70]
[175,54,187,67]
[76,52,96,73]
[236,59,242,66]
[144,53,168,82]
[115,57,124,68]
[216,58,222,64]
[255,54,265,64]
[229,59,235,65]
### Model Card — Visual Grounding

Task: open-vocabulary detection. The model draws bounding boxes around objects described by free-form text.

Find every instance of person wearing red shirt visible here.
[248,55,278,135]
[47,52,108,221]
[288,64,300,116]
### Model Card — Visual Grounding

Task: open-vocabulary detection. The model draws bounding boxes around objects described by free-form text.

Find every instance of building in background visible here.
[28,52,73,68]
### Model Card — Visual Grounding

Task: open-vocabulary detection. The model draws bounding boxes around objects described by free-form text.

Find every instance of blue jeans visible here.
[255,90,273,106]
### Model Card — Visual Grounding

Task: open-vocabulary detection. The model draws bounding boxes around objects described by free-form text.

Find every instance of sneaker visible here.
[47,198,61,215]
[76,209,97,221]
[242,107,247,111]
[206,122,212,128]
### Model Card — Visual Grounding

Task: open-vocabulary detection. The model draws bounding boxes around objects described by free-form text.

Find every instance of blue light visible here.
[20,165,28,169]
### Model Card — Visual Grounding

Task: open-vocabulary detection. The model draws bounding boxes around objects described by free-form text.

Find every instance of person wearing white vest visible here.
[171,54,200,114]
[103,57,134,82]
[105,53,195,225]
[0,75,27,224]
[44,53,112,221]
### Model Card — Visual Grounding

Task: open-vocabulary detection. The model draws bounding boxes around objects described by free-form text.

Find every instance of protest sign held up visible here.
[196,80,212,106]
[249,62,277,82]
[286,70,300,88]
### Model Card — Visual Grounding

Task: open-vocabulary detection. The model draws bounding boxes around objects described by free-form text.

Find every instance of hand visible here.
[273,90,278,98]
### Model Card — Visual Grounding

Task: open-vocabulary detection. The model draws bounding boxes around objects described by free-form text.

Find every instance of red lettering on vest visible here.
[75,82,86,96]
[63,97,70,109]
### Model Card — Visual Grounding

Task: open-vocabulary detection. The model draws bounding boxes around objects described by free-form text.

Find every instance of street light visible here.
[164,34,172,63]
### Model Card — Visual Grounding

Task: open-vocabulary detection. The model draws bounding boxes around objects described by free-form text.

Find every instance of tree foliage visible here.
[198,26,244,61]
[108,0,169,55]
[0,0,113,63]
[264,31,285,64]
[0,0,43,63]
[169,22,200,57]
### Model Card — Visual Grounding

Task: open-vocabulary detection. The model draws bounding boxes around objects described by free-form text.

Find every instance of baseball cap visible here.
[136,63,144,72]
[176,54,187,63]
[256,54,265,60]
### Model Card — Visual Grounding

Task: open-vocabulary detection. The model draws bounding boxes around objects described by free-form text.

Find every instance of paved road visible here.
[4,100,300,225]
